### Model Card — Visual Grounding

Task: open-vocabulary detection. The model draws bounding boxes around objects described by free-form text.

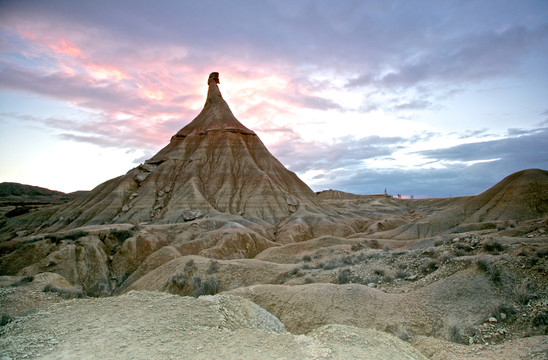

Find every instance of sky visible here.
[1,0,547,197]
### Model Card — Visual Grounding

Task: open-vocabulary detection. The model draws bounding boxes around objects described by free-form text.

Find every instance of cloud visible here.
[269,132,407,173]
[417,127,548,165]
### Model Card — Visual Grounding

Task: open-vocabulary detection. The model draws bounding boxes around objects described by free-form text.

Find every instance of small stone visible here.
[122,204,130,212]
[406,275,418,281]
[158,190,164,197]
[500,313,507,320]
[469,337,474,345]
[488,317,498,323]
[367,283,376,288]
[498,328,507,335]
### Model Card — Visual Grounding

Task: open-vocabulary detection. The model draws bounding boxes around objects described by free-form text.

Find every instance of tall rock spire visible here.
[21,72,320,230]
[172,72,254,138]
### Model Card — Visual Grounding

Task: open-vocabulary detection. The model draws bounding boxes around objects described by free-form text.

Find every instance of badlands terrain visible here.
[1,73,547,359]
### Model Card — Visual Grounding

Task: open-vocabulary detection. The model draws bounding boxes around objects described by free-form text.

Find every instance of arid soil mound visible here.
[376,169,548,239]
[0,290,427,360]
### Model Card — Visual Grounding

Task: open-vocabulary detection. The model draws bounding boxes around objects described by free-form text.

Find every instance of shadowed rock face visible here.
[9,73,320,231]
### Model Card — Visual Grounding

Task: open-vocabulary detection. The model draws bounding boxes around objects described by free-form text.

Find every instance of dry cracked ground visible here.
[1,194,548,359]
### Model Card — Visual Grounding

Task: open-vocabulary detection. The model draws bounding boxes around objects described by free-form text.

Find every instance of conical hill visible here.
[17,72,319,230]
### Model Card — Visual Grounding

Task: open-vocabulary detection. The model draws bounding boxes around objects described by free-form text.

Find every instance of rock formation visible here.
[4,73,322,234]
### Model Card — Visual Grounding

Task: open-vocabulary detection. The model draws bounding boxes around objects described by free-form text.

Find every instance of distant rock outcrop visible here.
[376,168,548,239]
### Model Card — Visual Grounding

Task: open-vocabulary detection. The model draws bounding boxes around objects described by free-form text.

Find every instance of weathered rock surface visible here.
[0,291,428,360]
[225,269,500,337]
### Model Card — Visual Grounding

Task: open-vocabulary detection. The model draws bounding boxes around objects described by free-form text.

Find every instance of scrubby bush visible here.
[184,259,196,272]
[373,269,385,276]
[447,325,465,344]
[207,260,219,273]
[288,267,301,277]
[65,230,88,240]
[319,259,341,270]
[192,276,219,297]
[456,243,473,252]
[395,269,409,279]
[0,313,13,327]
[170,273,186,288]
[483,241,505,254]
[532,312,548,327]
[422,261,439,274]
[10,275,34,287]
[302,255,312,262]
[515,282,538,305]
[476,258,490,272]
[476,258,503,284]
[351,243,367,251]
[109,229,134,242]
[536,249,548,258]
[337,269,352,284]
[492,304,517,322]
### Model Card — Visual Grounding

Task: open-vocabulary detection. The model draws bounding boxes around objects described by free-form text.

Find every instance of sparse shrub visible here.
[368,240,381,249]
[302,255,312,262]
[170,273,186,288]
[447,325,465,344]
[476,258,490,272]
[476,258,502,284]
[351,243,367,252]
[1,313,13,327]
[300,264,311,270]
[45,234,63,245]
[10,275,34,287]
[532,312,548,327]
[489,264,502,284]
[382,275,394,283]
[109,229,134,242]
[192,276,219,297]
[483,241,505,254]
[383,245,392,251]
[207,260,219,273]
[43,284,85,299]
[288,267,301,277]
[422,261,438,274]
[337,269,352,284]
[304,276,314,284]
[456,243,473,252]
[536,249,548,258]
[184,259,196,272]
[440,253,454,263]
[434,239,445,247]
[492,304,517,322]
[319,259,341,270]
[65,230,88,240]
[373,269,385,276]
[395,269,408,279]
[454,249,467,257]
[515,282,538,305]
